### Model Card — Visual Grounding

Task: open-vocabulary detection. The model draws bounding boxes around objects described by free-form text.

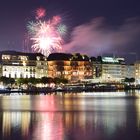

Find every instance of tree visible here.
[130,78,135,83]
[124,78,129,83]
[40,77,54,84]
[60,78,68,84]
[8,78,15,85]
[54,77,68,84]
[16,78,28,85]
[0,76,8,84]
[54,77,61,84]
[124,78,135,83]
[0,76,15,85]
[28,77,39,85]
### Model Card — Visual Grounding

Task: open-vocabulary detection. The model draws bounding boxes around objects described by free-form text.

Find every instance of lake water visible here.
[0,91,140,140]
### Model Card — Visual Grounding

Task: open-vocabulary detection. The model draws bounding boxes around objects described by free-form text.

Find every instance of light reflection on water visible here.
[0,91,140,140]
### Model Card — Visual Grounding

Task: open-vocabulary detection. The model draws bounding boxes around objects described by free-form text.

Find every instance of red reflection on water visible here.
[32,113,64,140]
[32,95,64,140]
[33,96,57,111]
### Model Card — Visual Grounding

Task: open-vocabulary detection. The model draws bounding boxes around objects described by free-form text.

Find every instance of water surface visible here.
[0,91,140,140]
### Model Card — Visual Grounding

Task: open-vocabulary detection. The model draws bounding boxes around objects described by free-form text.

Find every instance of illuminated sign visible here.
[102,57,119,63]
[12,62,20,65]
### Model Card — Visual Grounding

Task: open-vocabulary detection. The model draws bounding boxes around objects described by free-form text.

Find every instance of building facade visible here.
[91,56,126,83]
[47,53,93,82]
[0,51,136,84]
[135,61,140,84]
[0,51,47,78]
[125,64,135,79]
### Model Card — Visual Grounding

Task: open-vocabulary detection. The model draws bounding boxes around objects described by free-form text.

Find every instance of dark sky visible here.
[0,0,140,62]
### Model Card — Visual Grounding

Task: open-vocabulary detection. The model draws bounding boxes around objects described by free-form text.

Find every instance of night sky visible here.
[0,0,140,63]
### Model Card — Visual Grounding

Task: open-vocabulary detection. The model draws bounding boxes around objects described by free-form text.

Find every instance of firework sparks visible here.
[28,15,63,56]
[36,7,46,19]
[57,24,67,36]
[27,21,39,35]
[51,16,61,25]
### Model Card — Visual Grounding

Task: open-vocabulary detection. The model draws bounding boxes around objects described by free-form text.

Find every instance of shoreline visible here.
[0,86,139,94]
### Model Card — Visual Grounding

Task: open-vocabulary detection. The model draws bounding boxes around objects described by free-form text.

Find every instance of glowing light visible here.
[36,7,46,19]
[27,21,39,35]
[27,13,64,56]
[57,24,67,36]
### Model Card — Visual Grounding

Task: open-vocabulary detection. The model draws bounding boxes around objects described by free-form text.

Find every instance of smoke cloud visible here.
[62,17,140,58]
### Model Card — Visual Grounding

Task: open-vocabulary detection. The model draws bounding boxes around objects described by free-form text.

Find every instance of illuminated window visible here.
[23,61,26,66]
[37,56,40,60]
[19,56,28,60]
[2,55,10,60]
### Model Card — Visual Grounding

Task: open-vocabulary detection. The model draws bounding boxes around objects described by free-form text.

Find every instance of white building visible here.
[0,51,47,79]
[91,56,126,83]
[135,61,140,84]
[125,64,135,79]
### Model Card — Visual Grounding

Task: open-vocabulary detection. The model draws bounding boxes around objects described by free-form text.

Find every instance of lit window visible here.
[37,56,40,60]
[2,55,10,60]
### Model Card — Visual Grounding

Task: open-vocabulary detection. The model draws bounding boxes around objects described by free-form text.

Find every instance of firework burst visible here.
[57,24,67,36]
[27,11,64,56]
[30,21,62,56]
[36,7,46,19]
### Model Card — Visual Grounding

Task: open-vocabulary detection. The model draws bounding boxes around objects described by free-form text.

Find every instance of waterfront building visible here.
[125,64,135,79]
[36,55,47,78]
[101,57,126,82]
[0,51,135,84]
[47,53,72,80]
[91,56,126,83]
[135,61,140,84]
[47,53,93,82]
[91,56,102,79]
[0,51,47,78]
[0,65,2,77]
